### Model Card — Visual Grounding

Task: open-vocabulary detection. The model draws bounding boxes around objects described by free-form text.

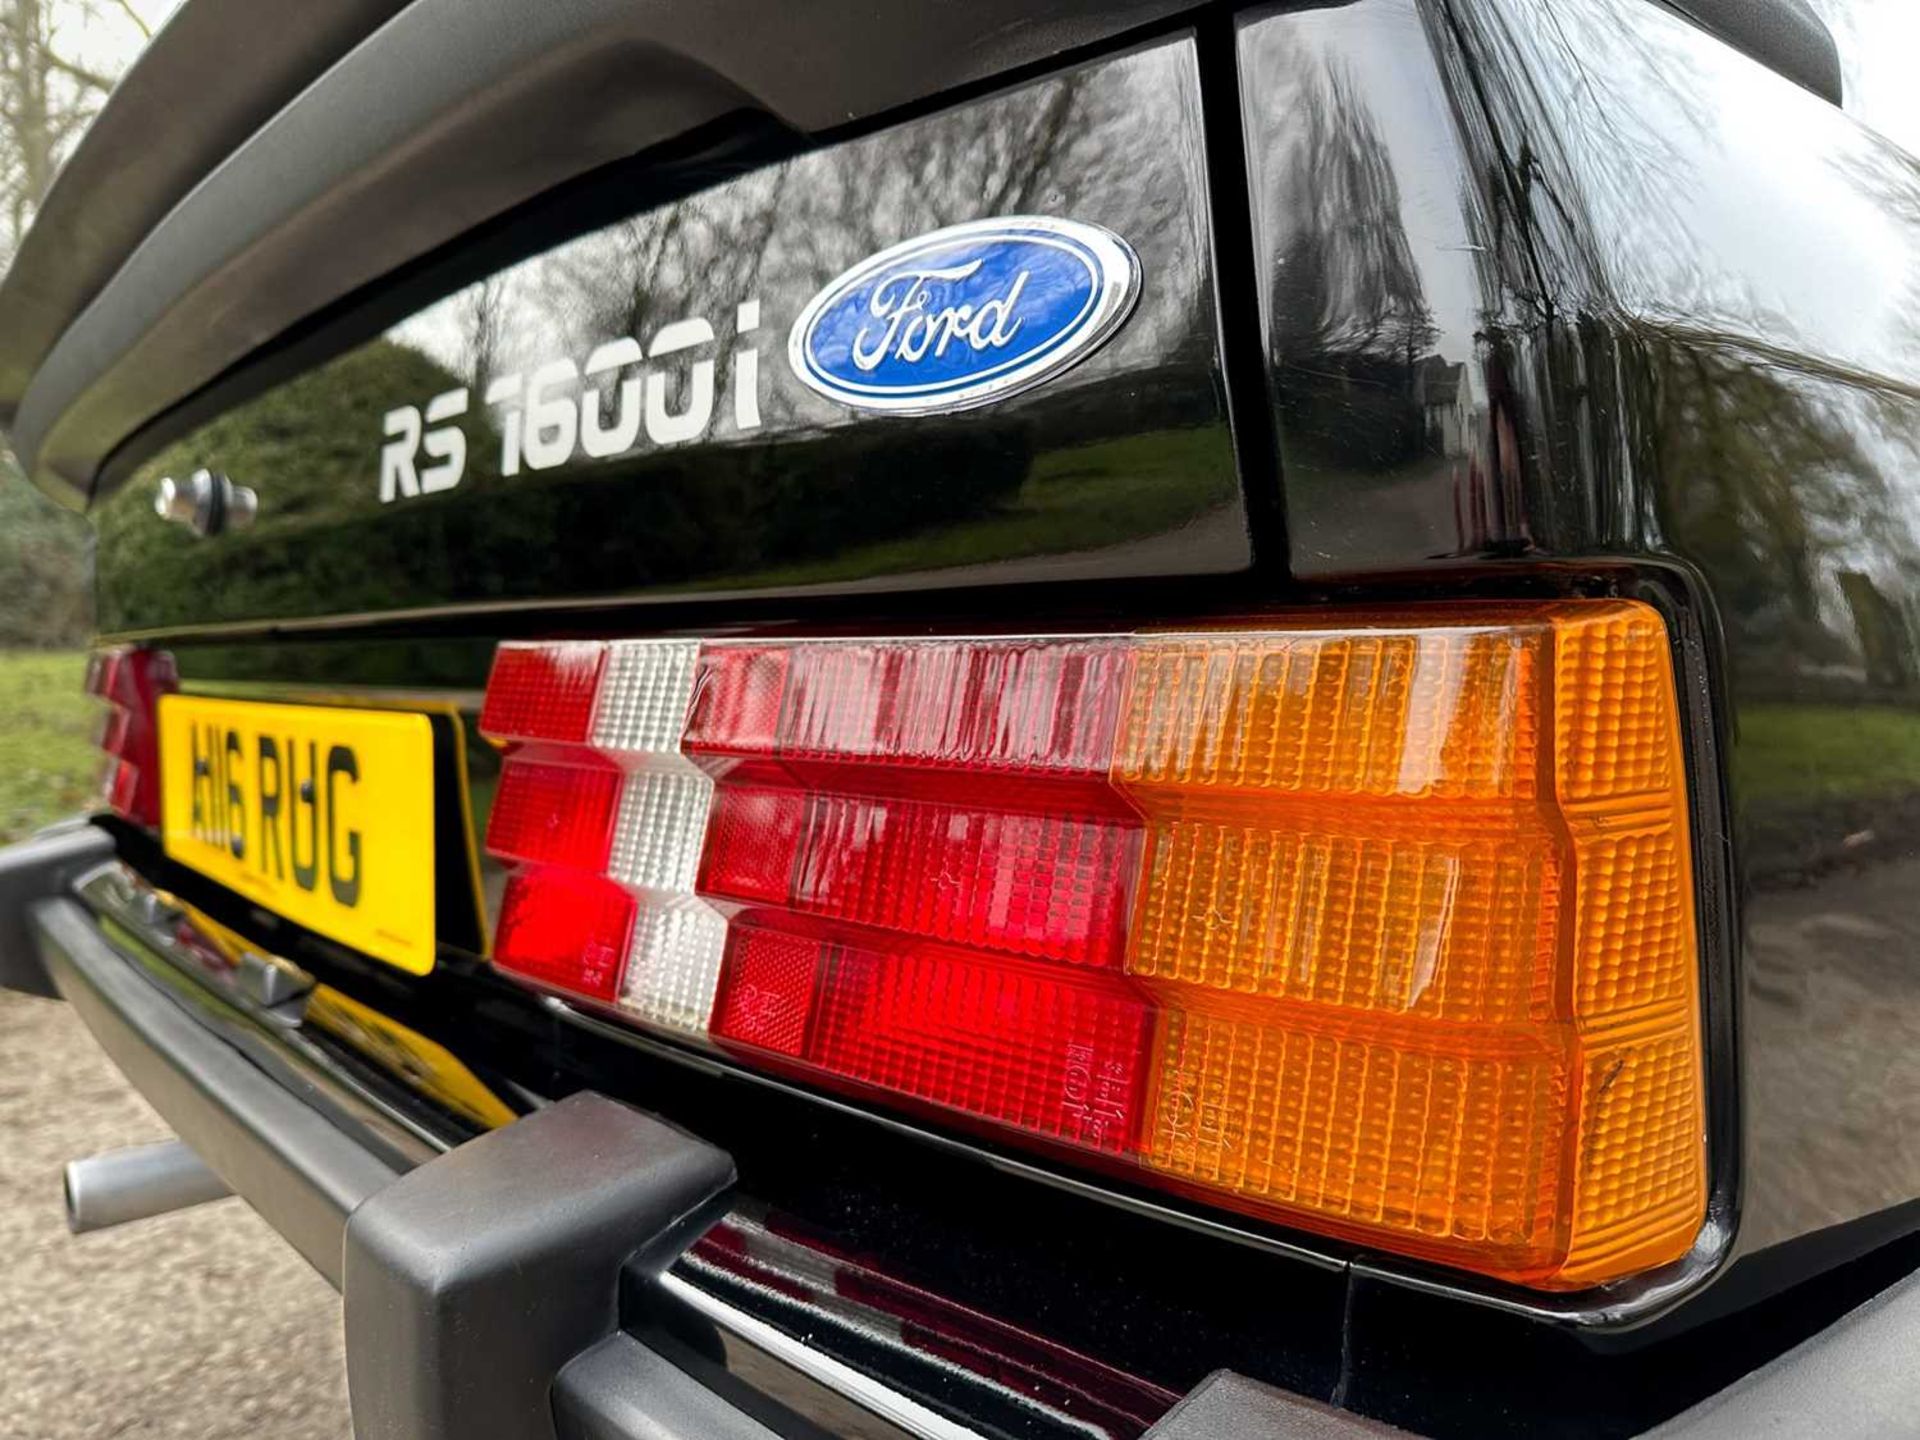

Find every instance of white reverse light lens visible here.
[609,767,714,891]
[588,638,727,1036]
[621,895,728,1033]
[593,639,701,752]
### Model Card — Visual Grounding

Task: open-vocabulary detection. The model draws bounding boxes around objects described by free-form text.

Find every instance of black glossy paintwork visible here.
[1239,0,1920,1323]
[146,0,1920,1312]
[74,0,1920,1429]
[90,35,1246,636]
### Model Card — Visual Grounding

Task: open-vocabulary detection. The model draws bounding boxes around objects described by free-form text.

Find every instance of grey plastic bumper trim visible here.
[344,1092,735,1440]
[30,864,1920,1438]
[1143,1372,1413,1438]
[0,822,115,997]
[27,890,772,1440]
[1647,1258,1920,1436]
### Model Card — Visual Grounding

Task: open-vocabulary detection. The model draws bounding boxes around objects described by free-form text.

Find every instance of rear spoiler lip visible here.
[2,0,1195,512]
[0,0,412,504]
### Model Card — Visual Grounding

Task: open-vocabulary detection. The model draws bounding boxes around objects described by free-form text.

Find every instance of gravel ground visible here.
[0,991,351,1439]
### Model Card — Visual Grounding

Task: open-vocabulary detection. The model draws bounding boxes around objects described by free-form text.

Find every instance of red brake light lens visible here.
[710,917,1153,1152]
[494,867,635,1001]
[486,755,622,870]
[85,646,178,827]
[699,780,1137,968]
[479,642,605,743]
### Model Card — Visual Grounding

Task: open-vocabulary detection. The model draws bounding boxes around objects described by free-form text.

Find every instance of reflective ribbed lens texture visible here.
[621,895,729,1032]
[609,769,713,891]
[86,646,178,827]
[687,639,1129,775]
[1117,629,1539,800]
[478,604,1707,1291]
[487,756,622,870]
[481,642,605,744]
[709,916,1151,1151]
[1147,1011,1567,1248]
[494,868,634,1001]
[689,639,1150,1149]
[593,640,701,753]
[1126,814,1560,1021]
[702,782,1137,967]
[1115,605,1703,1284]
[1551,606,1704,1284]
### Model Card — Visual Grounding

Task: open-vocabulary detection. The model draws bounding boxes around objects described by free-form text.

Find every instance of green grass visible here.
[0,650,98,843]
[1737,703,1920,805]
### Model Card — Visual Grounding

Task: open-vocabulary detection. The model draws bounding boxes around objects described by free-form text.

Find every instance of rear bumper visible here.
[15,845,1920,1439]
[35,893,397,1281]
[22,869,826,1439]
[18,857,1186,1439]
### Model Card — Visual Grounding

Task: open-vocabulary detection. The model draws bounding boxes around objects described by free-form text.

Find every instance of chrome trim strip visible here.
[660,1271,988,1440]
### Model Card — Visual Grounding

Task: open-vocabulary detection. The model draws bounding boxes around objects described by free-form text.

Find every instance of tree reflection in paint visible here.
[95,38,1243,632]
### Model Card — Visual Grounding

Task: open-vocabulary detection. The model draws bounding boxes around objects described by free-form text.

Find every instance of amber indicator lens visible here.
[479,602,1706,1290]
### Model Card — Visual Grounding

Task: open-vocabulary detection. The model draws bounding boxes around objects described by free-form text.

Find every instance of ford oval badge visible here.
[788,216,1140,415]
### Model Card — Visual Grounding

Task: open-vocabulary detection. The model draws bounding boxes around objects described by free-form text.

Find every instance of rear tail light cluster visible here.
[85,646,178,827]
[479,603,1706,1289]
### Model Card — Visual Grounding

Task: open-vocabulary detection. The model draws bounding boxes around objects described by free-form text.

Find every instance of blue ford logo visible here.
[787,216,1139,415]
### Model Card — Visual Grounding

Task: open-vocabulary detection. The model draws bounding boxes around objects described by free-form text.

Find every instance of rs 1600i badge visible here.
[788,216,1139,415]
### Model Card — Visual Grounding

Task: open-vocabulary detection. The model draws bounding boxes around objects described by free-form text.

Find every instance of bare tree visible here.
[0,0,158,643]
[0,0,151,266]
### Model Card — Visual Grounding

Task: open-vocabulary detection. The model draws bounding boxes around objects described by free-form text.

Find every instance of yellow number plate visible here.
[157,696,437,974]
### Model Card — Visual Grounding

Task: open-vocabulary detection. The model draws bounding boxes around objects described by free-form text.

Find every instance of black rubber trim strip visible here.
[0,0,411,454]
[9,0,1197,507]
[1194,9,1290,579]
[30,895,398,1284]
